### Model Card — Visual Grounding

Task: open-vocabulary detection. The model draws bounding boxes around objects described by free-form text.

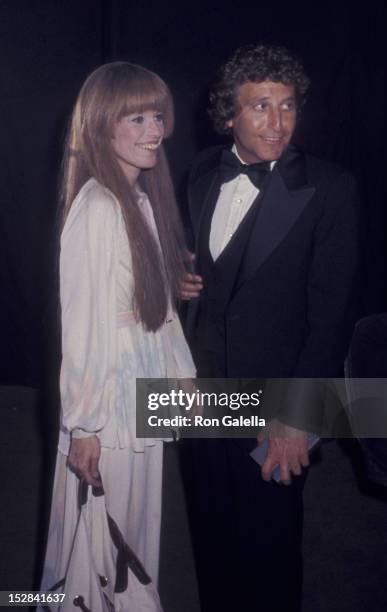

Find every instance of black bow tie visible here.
[219,149,271,190]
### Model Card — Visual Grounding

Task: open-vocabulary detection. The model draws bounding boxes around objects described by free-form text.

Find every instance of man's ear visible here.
[226,118,234,129]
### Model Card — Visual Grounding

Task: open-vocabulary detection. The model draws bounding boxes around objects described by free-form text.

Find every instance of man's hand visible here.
[180,252,203,300]
[67,435,102,487]
[259,420,309,485]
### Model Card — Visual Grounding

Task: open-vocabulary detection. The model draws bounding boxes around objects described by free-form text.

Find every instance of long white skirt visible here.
[40,443,164,611]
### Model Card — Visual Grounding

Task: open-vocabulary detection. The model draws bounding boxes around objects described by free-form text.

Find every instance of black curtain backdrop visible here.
[0,0,385,385]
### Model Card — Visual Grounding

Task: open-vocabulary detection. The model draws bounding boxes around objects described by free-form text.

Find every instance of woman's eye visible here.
[131,115,144,124]
[154,112,164,123]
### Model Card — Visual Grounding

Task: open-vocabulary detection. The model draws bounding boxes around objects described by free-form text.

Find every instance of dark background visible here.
[0,0,386,385]
[0,3,386,607]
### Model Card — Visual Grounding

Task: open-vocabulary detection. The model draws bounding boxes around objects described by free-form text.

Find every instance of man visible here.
[180,44,360,611]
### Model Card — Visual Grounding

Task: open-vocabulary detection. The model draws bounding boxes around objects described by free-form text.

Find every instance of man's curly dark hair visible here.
[209,44,310,135]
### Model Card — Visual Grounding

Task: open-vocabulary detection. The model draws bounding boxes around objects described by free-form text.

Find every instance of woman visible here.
[40,62,196,611]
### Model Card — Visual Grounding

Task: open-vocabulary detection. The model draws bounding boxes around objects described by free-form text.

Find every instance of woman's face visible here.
[111,109,165,185]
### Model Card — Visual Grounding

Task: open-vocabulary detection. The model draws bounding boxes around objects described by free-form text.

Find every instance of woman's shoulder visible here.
[64,178,122,234]
[74,177,119,213]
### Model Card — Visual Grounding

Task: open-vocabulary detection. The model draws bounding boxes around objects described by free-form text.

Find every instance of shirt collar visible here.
[232,144,276,171]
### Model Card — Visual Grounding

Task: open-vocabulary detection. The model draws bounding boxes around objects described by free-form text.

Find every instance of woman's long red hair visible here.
[60,62,187,331]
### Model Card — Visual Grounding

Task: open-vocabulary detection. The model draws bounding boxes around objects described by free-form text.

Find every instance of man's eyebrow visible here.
[247,96,270,104]
[246,95,296,105]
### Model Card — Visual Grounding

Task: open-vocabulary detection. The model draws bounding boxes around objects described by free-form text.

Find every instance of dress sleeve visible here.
[59,183,121,434]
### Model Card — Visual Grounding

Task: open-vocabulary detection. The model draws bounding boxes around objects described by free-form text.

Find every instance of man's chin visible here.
[257,146,287,162]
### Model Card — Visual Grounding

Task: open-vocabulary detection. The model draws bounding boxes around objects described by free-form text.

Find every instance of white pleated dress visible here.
[40,179,196,611]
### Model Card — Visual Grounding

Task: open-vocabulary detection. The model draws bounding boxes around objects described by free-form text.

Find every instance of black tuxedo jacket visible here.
[186,144,360,385]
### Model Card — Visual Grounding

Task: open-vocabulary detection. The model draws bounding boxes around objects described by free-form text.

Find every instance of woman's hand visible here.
[67,435,102,487]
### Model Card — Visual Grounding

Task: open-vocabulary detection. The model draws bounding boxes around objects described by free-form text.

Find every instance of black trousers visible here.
[179,437,305,612]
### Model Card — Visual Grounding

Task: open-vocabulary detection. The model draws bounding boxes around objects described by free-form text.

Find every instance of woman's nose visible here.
[149,119,164,138]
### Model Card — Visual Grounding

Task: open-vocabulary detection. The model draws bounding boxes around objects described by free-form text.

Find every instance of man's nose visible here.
[267,107,282,131]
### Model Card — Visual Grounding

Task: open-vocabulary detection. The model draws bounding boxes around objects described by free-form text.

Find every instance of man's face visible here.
[226,80,297,163]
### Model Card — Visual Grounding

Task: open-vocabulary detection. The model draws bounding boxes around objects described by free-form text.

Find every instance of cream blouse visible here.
[58,178,196,454]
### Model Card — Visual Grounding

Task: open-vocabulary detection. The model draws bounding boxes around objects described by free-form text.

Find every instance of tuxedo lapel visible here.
[212,191,265,309]
[185,159,222,337]
[189,149,223,246]
[196,175,220,271]
[238,146,316,286]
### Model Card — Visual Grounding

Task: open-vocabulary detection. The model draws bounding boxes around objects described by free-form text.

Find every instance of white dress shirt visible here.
[209,146,275,261]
